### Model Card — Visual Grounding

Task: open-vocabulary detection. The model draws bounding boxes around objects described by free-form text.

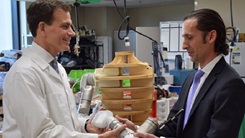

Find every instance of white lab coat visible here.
[3,42,98,138]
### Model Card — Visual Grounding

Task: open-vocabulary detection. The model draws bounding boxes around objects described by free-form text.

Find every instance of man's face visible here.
[182,18,213,66]
[43,8,75,56]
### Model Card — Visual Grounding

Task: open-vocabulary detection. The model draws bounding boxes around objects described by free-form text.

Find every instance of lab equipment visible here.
[91,110,134,138]
[78,73,95,115]
[137,117,158,134]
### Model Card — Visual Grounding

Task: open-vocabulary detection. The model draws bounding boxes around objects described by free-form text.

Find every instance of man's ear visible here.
[38,22,46,36]
[208,30,217,44]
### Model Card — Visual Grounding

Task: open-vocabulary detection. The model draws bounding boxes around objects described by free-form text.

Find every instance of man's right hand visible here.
[115,115,138,132]
[98,124,127,138]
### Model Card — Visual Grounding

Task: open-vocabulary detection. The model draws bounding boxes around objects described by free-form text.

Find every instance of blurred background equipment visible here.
[230,43,245,82]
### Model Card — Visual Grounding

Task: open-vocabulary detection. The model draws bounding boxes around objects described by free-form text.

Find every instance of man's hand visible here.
[86,119,108,134]
[115,115,137,132]
[98,124,127,138]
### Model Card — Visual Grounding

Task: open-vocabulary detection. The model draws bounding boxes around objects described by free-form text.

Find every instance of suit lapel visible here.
[181,72,195,108]
[189,75,215,117]
[188,57,225,119]
[176,71,195,136]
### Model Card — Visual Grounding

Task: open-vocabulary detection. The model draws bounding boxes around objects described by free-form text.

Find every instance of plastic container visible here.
[169,86,181,95]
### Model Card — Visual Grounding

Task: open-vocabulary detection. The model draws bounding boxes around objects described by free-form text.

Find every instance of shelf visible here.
[79,44,102,48]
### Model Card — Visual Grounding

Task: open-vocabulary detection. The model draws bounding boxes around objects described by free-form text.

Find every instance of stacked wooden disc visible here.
[94,51,154,125]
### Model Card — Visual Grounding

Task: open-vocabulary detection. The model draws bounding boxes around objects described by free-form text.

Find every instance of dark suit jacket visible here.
[155,57,245,138]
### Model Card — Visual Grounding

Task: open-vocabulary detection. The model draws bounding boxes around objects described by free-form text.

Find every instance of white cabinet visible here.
[0,0,13,51]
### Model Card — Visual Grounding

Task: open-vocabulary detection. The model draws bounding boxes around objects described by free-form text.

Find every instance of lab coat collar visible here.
[22,42,60,78]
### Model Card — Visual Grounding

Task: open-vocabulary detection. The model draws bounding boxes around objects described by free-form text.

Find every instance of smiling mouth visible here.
[63,39,70,44]
[188,51,194,56]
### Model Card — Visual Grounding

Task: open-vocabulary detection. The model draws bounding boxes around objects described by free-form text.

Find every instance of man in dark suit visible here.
[132,8,245,138]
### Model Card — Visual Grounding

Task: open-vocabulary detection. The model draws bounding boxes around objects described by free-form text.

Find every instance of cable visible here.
[71,79,80,92]
[159,109,184,129]
[113,0,130,41]
[230,0,234,27]
[112,0,166,84]
[129,27,158,44]
[112,0,158,44]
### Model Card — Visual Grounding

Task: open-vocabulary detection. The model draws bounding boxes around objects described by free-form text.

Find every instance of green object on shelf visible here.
[68,69,95,92]
[123,80,130,86]
[83,69,95,74]
[68,70,84,80]
[68,70,83,92]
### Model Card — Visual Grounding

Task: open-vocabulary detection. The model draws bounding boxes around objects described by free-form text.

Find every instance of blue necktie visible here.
[183,70,204,128]
[50,59,59,74]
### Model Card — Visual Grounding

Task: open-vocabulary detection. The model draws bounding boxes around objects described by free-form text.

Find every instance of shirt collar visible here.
[32,42,54,62]
[199,54,223,75]
[22,42,55,70]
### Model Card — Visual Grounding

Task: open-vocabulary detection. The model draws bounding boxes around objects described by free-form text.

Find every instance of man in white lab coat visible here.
[2,0,125,137]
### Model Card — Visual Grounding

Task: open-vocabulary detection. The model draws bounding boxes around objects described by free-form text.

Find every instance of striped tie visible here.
[50,59,59,74]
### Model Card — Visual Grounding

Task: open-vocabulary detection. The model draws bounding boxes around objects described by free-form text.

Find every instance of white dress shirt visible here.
[190,54,222,108]
[3,42,98,138]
